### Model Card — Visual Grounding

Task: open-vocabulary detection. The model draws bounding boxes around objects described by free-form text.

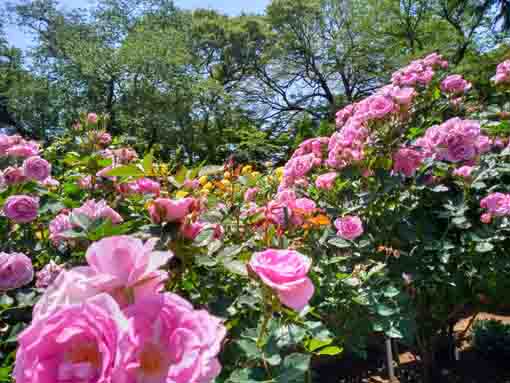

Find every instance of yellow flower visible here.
[201,189,210,196]
[275,167,284,180]
[224,171,231,179]
[203,182,214,191]
[251,171,261,178]
[199,175,208,186]
[241,165,253,175]
[221,179,231,187]
[175,190,189,199]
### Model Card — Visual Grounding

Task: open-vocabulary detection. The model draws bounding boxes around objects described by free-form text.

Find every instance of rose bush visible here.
[1,55,510,382]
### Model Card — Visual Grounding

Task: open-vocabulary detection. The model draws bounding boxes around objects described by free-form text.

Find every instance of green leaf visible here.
[386,326,404,339]
[328,237,351,248]
[237,339,261,358]
[104,165,144,177]
[228,367,267,383]
[276,353,311,383]
[222,259,248,276]
[476,242,494,253]
[383,286,400,298]
[317,346,343,356]
[69,212,93,230]
[376,304,396,317]
[142,151,154,174]
[307,338,332,352]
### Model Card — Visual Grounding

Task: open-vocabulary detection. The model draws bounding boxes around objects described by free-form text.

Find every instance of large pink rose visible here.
[0,252,34,291]
[49,213,73,245]
[136,178,161,195]
[249,249,314,311]
[84,236,173,306]
[114,293,226,383]
[148,197,195,224]
[334,215,364,240]
[23,156,51,181]
[3,195,39,223]
[16,294,127,383]
[87,112,98,124]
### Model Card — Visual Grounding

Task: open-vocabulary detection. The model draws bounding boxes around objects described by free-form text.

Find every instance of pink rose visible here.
[368,95,395,119]
[0,252,33,291]
[84,236,173,306]
[249,249,314,311]
[3,195,39,223]
[23,156,51,181]
[148,197,195,224]
[136,178,160,196]
[244,187,259,202]
[3,166,27,185]
[480,192,510,216]
[6,142,39,158]
[315,172,337,190]
[335,215,364,240]
[36,260,64,288]
[73,199,123,224]
[16,294,127,383]
[481,213,492,224]
[98,131,111,146]
[78,176,93,189]
[49,213,73,245]
[115,293,226,383]
[453,165,474,179]
[294,198,316,215]
[40,176,60,187]
[181,221,206,240]
[393,148,424,177]
[492,60,510,85]
[392,87,416,105]
[441,74,472,94]
[87,112,98,124]
[183,179,200,190]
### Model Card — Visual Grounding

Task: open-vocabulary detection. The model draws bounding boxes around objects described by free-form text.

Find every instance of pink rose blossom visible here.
[49,213,73,245]
[87,112,98,124]
[480,192,510,216]
[16,294,127,383]
[368,95,395,119]
[40,177,60,187]
[114,293,226,383]
[36,260,64,288]
[441,74,472,94]
[3,195,39,223]
[335,215,364,240]
[136,178,161,195]
[78,176,93,189]
[481,213,492,224]
[315,172,337,190]
[393,148,424,177]
[0,252,33,291]
[3,166,27,185]
[453,166,474,179]
[6,142,39,158]
[492,60,510,85]
[148,197,195,224]
[74,199,123,224]
[23,156,51,181]
[244,187,259,202]
[249,249,314,311]
[181,221,206,240]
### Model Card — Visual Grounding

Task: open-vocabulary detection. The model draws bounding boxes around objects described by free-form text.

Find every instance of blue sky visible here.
[5,0,270,50]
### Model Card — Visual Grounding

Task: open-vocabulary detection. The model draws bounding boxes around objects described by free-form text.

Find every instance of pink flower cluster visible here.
[18,235,226,383]
[391,52,448,87]
[315,172,337,190]
[492,60,510,85]
[0,134,40,158]
[249,249,314,311]
[1,156,52,186]
[117,178,161,196]
[0,251,33,291]
[415,118,490,163]
[480,192,510,218]
[392,147,425,177]
[101,147,139,164]
[49,200,123,245]
[266,189,316,227]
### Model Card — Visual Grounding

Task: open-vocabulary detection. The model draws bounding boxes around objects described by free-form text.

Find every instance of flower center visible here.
[140,342,167,376]
[67,341,101,368]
